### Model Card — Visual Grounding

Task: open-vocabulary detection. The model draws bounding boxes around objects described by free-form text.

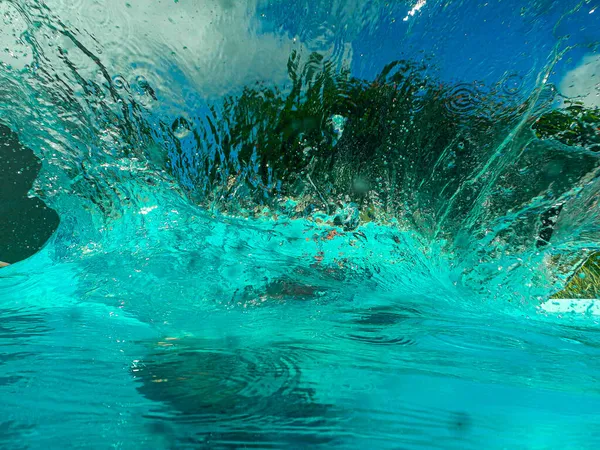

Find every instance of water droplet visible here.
[113,75,126,89]
[135,75,149,88]
[579,273,586,279]
[133,75,150,96]
[172,117,192,139]
[502,73,523,96]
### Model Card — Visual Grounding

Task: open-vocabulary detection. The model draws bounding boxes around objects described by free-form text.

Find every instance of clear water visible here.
[1,0,600,448]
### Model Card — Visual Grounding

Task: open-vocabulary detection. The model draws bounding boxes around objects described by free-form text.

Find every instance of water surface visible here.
[1,0,600,448]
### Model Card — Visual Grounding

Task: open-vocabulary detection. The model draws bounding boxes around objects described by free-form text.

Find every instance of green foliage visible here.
[553,252,600,299]
[533,102,600,151]
[168,51,599,258]
[186,51,512,225]
[217,51,350,189]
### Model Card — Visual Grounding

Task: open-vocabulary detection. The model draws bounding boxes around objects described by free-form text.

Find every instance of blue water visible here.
[2,0,600,448]
[3,207,600,449]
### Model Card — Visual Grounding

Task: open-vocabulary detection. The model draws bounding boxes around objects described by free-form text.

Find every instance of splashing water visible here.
[1,0,600,448]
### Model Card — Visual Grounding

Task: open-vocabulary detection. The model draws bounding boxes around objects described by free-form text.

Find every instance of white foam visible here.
[539,298,600,315]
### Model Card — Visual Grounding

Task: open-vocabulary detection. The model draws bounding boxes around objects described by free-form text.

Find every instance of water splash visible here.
[1,0,600,447]
[0,0,597,321]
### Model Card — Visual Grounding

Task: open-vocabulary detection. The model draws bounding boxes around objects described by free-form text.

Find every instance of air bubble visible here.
[133,75,149,96]
[502,73,523,96]
[172,117,192,139]
[112,75,126,89]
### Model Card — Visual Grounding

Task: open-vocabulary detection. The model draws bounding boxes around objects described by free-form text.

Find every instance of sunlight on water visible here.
[1,0,600,448]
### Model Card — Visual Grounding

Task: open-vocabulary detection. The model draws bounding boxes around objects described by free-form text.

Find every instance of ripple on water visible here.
[0,420,34,450]
[444,82,482,116]
[0,307,51,342]
[132,339,339,446]
[329,305,421,347]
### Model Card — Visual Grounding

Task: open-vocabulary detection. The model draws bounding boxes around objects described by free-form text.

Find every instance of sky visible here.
[1,0,599,107]
[348,0,600,103]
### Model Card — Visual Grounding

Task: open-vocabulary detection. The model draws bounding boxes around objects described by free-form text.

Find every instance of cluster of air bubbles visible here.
[411,86,428,113]
[446,149,457,169]
[109,73,156,108]
[112,74,153,92]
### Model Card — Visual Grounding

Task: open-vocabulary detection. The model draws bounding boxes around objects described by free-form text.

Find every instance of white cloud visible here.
[34,0,352,103]
[559,53,600,108]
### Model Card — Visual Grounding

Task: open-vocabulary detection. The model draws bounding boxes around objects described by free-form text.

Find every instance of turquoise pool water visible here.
[1,0,600,448]
[2,207,600,449]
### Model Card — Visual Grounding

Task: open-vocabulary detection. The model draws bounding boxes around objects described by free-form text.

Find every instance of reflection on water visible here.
[1,0,600,448]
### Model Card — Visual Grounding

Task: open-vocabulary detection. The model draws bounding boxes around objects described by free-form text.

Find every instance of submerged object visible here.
[552,252,600,300]
[130,338,337,446]
[330,114,346,147]
[0,124,59,264]
[333,203,360,231]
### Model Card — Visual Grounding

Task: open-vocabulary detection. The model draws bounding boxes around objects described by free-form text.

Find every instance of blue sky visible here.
[356,0,599,92]
[260,0,600,99]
